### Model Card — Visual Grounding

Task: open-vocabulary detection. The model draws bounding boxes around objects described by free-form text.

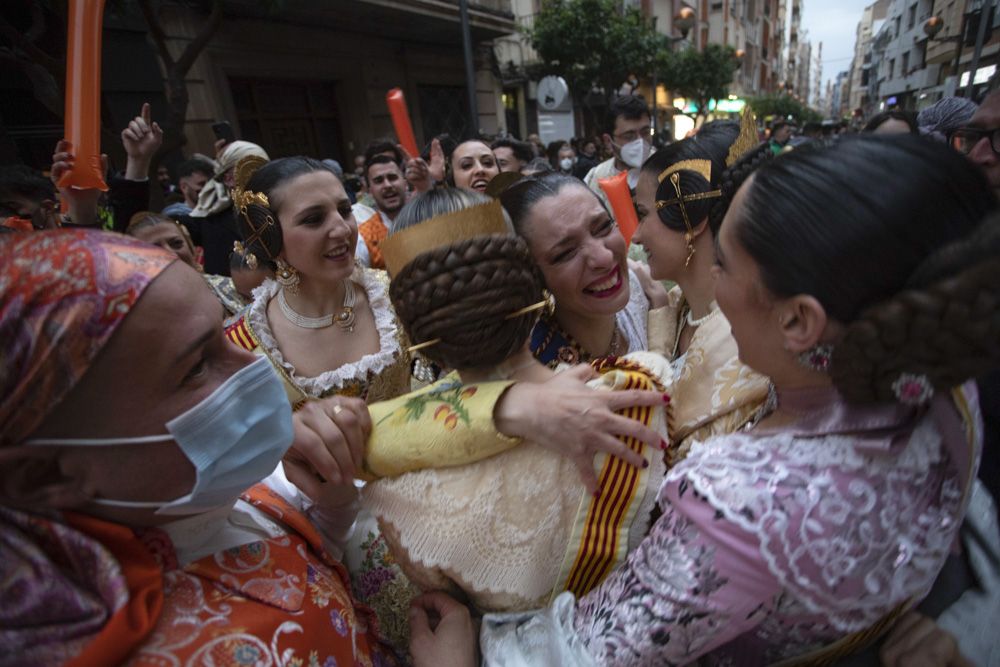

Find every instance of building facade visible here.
[864,0,1000,112]
[847,0,890,117]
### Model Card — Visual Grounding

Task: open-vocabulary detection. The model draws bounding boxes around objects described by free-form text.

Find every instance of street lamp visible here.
[674,8,696,38]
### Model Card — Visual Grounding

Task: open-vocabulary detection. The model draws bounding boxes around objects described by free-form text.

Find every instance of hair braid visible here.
[708,141,773,235]
[389,234,545,370]
[831,218,1000,403]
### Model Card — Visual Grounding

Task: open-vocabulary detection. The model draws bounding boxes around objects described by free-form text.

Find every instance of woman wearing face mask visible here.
[410,136,1000,666]
[227,156,411,404]
[0,230,398,666]
[0,229,674,665]
[633,118,773,462]
[499,173,649,367]
[447,139,500,194]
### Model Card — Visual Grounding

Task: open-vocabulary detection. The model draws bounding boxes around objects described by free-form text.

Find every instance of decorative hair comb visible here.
[231,155,275,266]
[725,106,760,167]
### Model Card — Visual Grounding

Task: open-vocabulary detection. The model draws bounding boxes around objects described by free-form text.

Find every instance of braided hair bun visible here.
[389,233,545,370]
[832,217,1000,402]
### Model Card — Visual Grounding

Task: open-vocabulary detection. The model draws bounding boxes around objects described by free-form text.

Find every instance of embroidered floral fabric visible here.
[572,388,977,665]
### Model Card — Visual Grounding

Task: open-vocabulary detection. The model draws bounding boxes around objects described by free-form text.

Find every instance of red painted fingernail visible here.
[641,459,649,468]
[662,394,671,403]
[660,439,668,450]
[592,488,601,497]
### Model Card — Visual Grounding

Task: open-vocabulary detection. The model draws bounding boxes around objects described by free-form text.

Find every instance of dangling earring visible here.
[684,232,696,267]
[796,344,833,373]
[275,258,300,294]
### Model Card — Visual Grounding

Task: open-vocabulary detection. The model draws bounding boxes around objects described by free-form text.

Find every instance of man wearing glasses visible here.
[950,89,1000,195]
[583,94,653,211]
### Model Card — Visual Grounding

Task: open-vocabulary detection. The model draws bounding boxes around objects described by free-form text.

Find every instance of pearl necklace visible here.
[278,281,357,331]
[685,305,716,327]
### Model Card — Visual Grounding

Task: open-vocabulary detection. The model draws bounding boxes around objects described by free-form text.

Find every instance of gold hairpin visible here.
[654,159,723,232]
[407,293,554,354]
[407,339,441,353]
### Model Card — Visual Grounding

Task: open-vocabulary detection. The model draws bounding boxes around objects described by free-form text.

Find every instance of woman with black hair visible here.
[634,119,773,463]
[413,135,999,666]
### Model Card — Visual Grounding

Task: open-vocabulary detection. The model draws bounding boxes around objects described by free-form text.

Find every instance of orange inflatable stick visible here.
[386,88,419,159]
[60,0,108,192]
[598,171,639,245]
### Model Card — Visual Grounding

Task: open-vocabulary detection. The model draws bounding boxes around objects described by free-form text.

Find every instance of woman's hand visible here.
[409,592,478,667]
[427,138,446,183]
[879,612,972,667]
[494,364,669,494]
[285,396,371,489]
[399,144,433,193]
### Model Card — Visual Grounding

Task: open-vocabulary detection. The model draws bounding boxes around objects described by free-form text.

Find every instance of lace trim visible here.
[669,417,963,633]
[246,269,402,397]
[363,445,583,609]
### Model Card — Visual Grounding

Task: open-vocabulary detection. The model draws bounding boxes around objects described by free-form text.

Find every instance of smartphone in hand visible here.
[212,120,236,144]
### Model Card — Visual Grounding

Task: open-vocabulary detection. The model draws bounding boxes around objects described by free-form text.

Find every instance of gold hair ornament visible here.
[381,199,509,277]
[231,156,276,265]
[725,106,760,167]
[655,159,722,267]
[406,293,554,354]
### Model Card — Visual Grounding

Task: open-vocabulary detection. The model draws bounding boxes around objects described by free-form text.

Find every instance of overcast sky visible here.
[799,0,874,91]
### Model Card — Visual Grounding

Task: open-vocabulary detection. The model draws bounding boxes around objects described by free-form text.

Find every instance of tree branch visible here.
[175,0,223,75]
[138,0,175,68]
[0,14,61,75]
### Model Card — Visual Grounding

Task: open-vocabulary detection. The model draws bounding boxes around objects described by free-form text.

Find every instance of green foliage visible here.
[747,93,823,123]
[527,0,664,104]
[658,44,737,117]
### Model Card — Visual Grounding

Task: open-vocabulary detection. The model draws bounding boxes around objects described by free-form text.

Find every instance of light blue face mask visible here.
[27,356,293,516]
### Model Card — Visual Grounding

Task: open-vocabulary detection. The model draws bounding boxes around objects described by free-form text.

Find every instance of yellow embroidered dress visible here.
[648,286,770,464]
[225,268,410,404]
[360,352,671,615]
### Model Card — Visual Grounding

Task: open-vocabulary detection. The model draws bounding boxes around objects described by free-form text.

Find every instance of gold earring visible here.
[275,258,300,294]
[684,232,696,267]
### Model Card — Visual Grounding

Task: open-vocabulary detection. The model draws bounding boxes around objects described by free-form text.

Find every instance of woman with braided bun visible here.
[353,187,671,651]
[410,135,999,666]
[633,117,773,464]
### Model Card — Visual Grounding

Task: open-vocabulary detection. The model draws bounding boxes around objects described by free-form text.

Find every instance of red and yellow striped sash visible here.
[555,361,659,598]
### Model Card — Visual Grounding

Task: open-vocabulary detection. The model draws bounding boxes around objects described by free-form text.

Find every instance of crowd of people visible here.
[1,87,999,667]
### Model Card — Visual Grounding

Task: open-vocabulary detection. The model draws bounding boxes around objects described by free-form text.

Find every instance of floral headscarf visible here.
[0,229,174,665]
[0,229,175,446]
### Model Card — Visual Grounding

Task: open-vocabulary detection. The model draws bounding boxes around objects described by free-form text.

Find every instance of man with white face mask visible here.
[583,94,653,210]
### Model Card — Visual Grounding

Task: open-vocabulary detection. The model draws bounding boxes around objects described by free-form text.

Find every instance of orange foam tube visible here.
[60,0,108,192]
[386,88,419,159]
[598,171,639,245]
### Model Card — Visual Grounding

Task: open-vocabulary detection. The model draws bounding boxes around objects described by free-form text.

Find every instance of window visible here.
[228,77,344,161]
[894,16,901,36]
[908,4,917,29]
[902,51,910,74]
[889,58,896,78]
[711,1,723,10]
